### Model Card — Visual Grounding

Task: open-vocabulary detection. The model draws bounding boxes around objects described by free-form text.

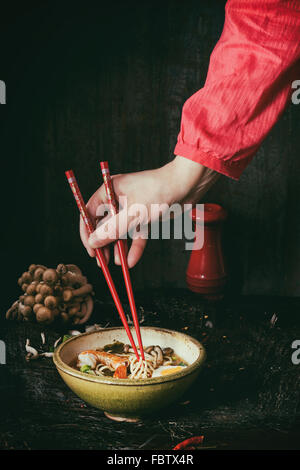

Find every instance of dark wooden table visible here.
[1,289,299,450]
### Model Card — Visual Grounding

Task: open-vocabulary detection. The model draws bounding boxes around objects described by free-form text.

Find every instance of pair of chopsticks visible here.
[65,163,145,361]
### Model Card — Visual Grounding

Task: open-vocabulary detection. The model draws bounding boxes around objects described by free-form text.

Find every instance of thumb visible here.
[88,209,129,249]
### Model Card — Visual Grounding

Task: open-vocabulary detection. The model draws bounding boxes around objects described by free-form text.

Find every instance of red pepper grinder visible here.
[186,203,227,300]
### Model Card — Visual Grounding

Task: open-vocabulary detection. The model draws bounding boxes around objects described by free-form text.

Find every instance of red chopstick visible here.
[100,162,145,360]
[65,170,140,360]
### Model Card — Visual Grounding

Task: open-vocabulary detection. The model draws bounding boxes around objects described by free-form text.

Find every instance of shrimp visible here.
[113,364,128,378]
[77,349,129,378]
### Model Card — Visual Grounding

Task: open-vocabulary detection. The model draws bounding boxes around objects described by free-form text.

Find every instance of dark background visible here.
[1,0,300,308]
[1,2,300,450]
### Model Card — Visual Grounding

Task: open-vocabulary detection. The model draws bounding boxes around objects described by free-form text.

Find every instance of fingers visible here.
[96,246,110,268]
[80,216,95,257]
[114,243,120,265]
[114,240,128,265]
[88,209,130,250]
[79,175,148,268]
[127,238,147,268]
[86,185,107,217]
[79,185,107,257]
[114,237,146,267]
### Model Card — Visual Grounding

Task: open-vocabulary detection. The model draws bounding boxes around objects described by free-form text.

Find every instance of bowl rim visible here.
[53,326,206,386]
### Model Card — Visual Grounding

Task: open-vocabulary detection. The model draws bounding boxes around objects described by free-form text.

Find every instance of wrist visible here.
[162,156,206,203]
[164,155,220,205]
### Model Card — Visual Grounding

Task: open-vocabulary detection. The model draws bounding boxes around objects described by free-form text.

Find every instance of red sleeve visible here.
[174,0,300,180]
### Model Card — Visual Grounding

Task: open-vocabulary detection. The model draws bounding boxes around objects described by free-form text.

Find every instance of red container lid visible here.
[190,203,227,224]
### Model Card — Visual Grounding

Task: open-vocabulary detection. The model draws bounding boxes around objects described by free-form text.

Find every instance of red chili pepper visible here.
[173,436,204,450]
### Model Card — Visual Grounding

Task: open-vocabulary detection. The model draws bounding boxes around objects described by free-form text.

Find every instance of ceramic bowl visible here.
[53,326,206,421]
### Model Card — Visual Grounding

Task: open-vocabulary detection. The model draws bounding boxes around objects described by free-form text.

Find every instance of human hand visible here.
[80,156,219,267]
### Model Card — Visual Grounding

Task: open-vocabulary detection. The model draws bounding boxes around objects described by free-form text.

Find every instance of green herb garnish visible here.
[62,334,72,343]
[80,365,92,373]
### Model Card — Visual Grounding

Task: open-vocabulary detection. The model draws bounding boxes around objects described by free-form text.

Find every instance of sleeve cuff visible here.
[174,142,249,181]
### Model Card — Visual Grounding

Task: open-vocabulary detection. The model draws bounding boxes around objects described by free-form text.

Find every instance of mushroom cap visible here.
[42,268,59,285]
[28,264,37,274]
[22,272,32,284]
[153,345,164,366]
[26,282,38,296]
[35,283,42,293]
[36,306,54,324]
[162,347,174,356]
[22,306,33,318]
[40,284,53,296]
[24,295,35,307]
[33,303,44,314]
[19,302,32,316]
[56,263,68,275]
[33,267,45,281]
[44,295,58,309]
[66,272,88,287]
[35,293,44,304]
[66,264,82,275]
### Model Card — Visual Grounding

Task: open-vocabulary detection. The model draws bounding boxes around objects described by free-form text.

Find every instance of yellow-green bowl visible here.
[53,326,206,421]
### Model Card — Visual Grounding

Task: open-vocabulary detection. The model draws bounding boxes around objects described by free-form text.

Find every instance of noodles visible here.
[76,343,187,380]
[129,356,155,379]
[95,364,113,375]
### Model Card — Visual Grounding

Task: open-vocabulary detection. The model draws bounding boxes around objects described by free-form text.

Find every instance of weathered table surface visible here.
[1,289,299,450]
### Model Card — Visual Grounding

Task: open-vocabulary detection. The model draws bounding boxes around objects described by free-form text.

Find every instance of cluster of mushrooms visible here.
[6,264,94,325]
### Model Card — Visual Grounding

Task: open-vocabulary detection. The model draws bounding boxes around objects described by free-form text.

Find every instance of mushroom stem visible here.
[72,284,93,297]
[77,295,93,324]
[6,301,19,320]
[25,339,39,360]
